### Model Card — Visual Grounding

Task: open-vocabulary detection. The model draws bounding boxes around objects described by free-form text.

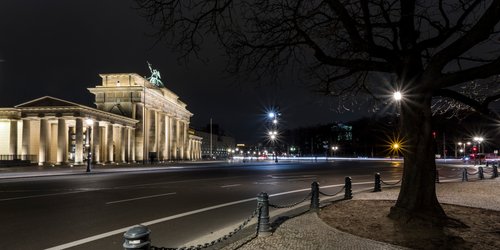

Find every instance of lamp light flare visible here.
[393,91,402,101]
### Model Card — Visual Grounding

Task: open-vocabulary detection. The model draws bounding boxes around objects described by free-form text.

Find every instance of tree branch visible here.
[434,88,499,116]
[438,58,500,88]
[325,0,398,62]
[428,0,500,71]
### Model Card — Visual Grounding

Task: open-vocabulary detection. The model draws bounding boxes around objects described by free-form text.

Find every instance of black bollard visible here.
[257,192,272,236]
[123,225,151,250]
[344,177,352,200]
[479,167,484,180]
[435,170,440,183]
[310,181,320,211]
[374,173,381,192]
[462,168,468,182]
[493,165,498,178]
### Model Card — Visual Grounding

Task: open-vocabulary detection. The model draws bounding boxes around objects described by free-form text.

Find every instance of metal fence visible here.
[123,178,353,250]
[123,162,499,250]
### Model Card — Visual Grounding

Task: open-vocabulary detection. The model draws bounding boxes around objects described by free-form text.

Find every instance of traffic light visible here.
[432,131,437,139]
[472,146,478,152]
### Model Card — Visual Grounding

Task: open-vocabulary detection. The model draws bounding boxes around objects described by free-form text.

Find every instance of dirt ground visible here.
[319,200,500,249]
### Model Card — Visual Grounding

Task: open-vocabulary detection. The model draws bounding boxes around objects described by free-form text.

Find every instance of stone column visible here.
[175,118,180,159]
[147,109,155,156]
[194,141,198,160]
[187,138,192,160]
[183,121,189,159]
[107,123,114,163]
[129,127,136,162]
[114,126,121,163]
[179,121,184,159]
[165,115,172,160]
[158,114,166,161]
[144,107,150,163]
[9,120,18,157]
[92,121,100,163]
[39,119,48,165]
[192,141,196,160]
[134,103,145,162]
[198,141,203,159]
[56,118,67,165]
[124,127,130,163]
[154,111,159,155]
[75,118,83,164]
[21,120,30,157]
[121,126,127,163]
[197,141,201,160]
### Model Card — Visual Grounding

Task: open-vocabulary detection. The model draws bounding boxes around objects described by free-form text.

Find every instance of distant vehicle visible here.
[469,153,485,160]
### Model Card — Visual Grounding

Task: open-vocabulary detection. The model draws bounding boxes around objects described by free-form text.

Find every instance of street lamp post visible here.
[85,118,94,173]
[473,137,484,165]
[393,143,400,159]
[267,110,280,163]
[332,146,338,157]
[269,130,278,162]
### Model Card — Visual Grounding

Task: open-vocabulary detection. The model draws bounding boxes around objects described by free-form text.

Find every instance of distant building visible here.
[196,124,235,159]
[0,73,202,165]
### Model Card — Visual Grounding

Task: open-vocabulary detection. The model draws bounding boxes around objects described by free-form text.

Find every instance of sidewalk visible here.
[0,161,231,179]
[220,177,500,250]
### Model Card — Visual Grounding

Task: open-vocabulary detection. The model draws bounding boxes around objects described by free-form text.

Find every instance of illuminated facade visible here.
[0,73,202,165]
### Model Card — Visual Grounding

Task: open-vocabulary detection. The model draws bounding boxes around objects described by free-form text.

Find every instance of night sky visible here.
[0,1,365,144]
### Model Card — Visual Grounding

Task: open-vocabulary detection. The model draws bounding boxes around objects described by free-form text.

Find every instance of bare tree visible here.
[136,0,500,224]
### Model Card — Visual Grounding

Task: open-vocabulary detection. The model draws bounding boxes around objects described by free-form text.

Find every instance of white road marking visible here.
[106,192,176,205]
[220,184,241,188]
[45,180,375,250]
[0,190,90,202]
[269,174,316,179]
[253,182,279,185]
[286,177,316,181]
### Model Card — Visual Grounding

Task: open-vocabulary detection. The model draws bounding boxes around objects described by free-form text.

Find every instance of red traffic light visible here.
[472,146,477,152]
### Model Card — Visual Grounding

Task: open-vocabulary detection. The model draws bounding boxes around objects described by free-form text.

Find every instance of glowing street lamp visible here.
[473,137,484,164]
[269,130,277,140]
[473,137,484,153]
[393,91,402,101]
[331,146,338,157]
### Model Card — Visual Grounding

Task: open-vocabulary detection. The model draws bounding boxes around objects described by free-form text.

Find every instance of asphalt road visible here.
[0,159,463,249]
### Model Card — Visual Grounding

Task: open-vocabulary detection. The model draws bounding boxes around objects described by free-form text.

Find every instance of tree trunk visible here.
[388,87,447,225]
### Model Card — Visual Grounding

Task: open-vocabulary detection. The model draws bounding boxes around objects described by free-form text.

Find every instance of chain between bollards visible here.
[123,178,361,249]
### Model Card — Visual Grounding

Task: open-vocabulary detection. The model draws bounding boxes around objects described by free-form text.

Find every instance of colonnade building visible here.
[0,73,202,165]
